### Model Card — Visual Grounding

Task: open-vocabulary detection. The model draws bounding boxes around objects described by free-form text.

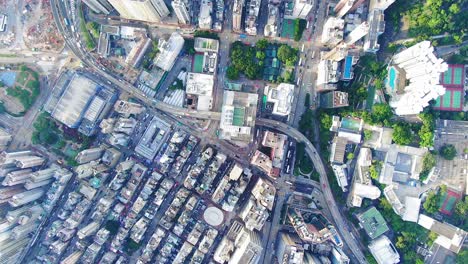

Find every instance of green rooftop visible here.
[357,207,389,239]
[232,107,245,126]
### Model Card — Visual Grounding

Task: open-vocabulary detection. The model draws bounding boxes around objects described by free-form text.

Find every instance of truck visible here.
[240,34,247,39]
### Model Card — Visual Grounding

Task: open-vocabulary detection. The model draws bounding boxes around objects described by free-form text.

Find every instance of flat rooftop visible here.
[357,207,389,239]
[134,117,171,160]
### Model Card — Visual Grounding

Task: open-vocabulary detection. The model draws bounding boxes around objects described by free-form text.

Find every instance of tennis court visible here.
[440,64,464,87]
[452,90,462,108]
[443,67,452,84]
[453,67,463,85]
[434,88,464,111]
[439,189,462,215]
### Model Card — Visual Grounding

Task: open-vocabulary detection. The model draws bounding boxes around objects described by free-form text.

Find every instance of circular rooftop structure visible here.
[203,207,224,226]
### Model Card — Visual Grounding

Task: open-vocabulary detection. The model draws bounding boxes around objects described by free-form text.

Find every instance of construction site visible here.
[22,0,64,52]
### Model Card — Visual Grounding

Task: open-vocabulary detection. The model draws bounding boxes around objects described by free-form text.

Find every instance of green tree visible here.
[439,144,457,160]
[293,19,307,41]
[277,45,298,66]
[124,238,141,254]
[347,153,355,160]
[427,231,438,246]
[369,161,382,180]
[256,51,266,60]
[423,191,440,214]
[194,30,219,39]
[455,197,468,216]
[418,113,435,147]
[226,66,239,80]
[283,70,293,83]
[255,39,268,50]
[457,250,468,264]
[392,122,413,145]
[371,103,393,125]
[86,22,100,39]
[364,130,373,141]
[420,153,436,181]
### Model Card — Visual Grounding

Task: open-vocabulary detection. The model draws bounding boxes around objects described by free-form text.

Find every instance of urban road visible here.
[51,0,366,263]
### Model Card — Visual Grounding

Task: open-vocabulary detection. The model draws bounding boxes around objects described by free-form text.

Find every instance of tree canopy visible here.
[418,113,435,147]
[255,39,268,50]
[392,122,413,145]
[371,103,393,125]
[277,45,298,67]
[439,144,457,160]
[406,0,467,42]
[229,41,262,79]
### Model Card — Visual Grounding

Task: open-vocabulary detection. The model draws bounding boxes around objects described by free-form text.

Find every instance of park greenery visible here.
[227,39,298,81]
[31,112,93,166]
[31,112,62,147]
[277,44,299,67]
[79,7,95,50]
[227,41,263,80]
[293,19,307,41]
[386,0,466,47]
[4,65,40,113]
[439,144,457,160]
[405,0,467,43]
[85,22,100,39]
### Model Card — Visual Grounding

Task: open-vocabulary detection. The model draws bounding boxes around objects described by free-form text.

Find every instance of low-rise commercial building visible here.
[219,91,258,143]
[264,83,295,116]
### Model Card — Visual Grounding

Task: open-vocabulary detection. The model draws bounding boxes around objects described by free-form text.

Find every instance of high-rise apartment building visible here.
[83,0,113,14]
[172,0,191,24]
[75,147,105,164]
[334,0,366,18]
[232,0,245,32]
[108,0,169,23]
[292,0,313,19]
[151,0,170,18]
[229,228,263,264]
[344,22,369,45]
